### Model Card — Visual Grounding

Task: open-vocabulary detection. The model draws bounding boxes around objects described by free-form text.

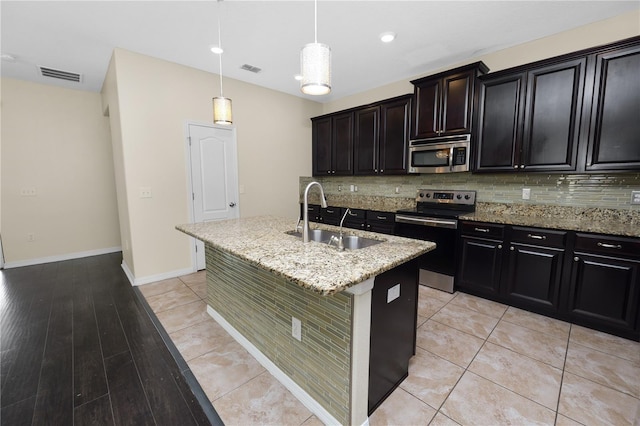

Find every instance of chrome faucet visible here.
[303,181,328,243]
[329,208,351,251]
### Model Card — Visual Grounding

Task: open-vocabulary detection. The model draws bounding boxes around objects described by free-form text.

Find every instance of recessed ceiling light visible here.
[210,45,223,54]
[294,74,303,81]
[379,32,396,43]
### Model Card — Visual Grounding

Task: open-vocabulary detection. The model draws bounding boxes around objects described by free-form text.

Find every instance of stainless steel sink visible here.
[285,229,383,250]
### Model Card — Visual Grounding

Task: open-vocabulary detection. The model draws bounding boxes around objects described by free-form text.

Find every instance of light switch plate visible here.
[632,191,640,205]
[292,317,302,341]
[522,188,531,200]
[139,187,152,198]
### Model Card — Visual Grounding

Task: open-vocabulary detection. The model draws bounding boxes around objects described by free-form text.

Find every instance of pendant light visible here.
[300,0,331,95]
[212,1,232,125]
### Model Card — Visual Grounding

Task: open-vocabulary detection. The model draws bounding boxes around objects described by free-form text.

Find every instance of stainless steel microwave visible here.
[408,134,471,173]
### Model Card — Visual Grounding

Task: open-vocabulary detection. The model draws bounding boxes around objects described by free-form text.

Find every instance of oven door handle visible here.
[395,214,458,229]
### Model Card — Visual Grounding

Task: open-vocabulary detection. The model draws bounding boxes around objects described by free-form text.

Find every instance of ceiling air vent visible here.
[39,66,82,83]
[240,64,262,74]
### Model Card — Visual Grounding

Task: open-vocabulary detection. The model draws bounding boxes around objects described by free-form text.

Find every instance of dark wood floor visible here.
[0,252,222,426]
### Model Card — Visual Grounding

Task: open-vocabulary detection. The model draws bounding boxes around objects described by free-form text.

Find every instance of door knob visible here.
[229,202,236,207]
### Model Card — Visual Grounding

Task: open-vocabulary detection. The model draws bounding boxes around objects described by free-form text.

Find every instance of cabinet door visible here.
[567,253,640,337]
[458,236,504,297]
[585,43,640,171]
[411,78,440,139]
[332,112,354,175]
[505,243,564,312]
[354,107,379,175]
[312,117,332,175]
[475,73,526,172]
[441,71,474,135]
[379,97,410,174]
[521,59,585,172]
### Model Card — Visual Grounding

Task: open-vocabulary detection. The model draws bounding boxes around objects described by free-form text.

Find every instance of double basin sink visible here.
[286,229,384,250]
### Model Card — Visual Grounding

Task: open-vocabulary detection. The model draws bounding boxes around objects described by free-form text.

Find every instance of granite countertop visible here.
[461,203,640,238]
[176,216,435,296]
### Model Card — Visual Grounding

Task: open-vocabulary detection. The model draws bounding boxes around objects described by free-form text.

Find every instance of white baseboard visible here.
[3,246,122,269]
[123,263,196,286]
[206,305,344,426]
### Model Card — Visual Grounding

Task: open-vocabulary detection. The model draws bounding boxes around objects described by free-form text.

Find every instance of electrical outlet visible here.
[27,233,35,242]
[632,191,640,205]
[387,284,400,303]
[139,187,152,198]
[522,188,531,200]
[292,317,302,341]
[395,187,400,194]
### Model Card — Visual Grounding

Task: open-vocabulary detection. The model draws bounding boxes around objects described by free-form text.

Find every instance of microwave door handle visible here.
[449,146,455,171]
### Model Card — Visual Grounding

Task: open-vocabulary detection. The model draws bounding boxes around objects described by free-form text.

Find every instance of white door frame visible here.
[184,120,240,271]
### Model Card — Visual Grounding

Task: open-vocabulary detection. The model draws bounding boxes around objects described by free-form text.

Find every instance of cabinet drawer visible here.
[319,207,344,225]
[366,210,395,225]
[575,233,640,259]
[461,221,505,239]
[344,209,366,230]
[511,226,567,248]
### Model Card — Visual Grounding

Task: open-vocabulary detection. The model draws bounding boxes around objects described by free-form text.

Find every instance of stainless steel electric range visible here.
[395,189,476,293]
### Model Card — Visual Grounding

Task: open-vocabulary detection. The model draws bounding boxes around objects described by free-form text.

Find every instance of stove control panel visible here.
[416,189,476,205]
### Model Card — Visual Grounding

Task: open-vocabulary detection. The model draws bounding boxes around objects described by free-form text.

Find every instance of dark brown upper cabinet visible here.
[312,112,354,176]
[354,95,411,175]
[582,41,640,172]
[475,58,586,172]
[410,62,488,140]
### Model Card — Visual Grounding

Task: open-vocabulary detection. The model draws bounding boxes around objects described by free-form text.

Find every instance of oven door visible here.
[395,215,458,292]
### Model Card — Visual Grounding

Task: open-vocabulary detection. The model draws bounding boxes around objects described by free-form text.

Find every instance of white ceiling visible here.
[1,1,638,103]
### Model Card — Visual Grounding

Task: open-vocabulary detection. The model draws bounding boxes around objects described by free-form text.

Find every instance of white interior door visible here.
[188,123,239,270]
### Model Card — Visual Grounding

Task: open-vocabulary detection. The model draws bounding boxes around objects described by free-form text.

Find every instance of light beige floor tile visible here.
[558,372,640,426]
[186,280,207,300]
[565,341,640,398]
[468,342,562,410]
[441,371,556,425]
[428,412,460,426]
[555,414,585,426]
[300,415,325,426]
[138,277,186,298]
[488,320,568,368]
[419,285,457,303]
[449,292,508,318]
[418,294,448,319]
[369,387,436,426]
[169,317,235,361]
[189,339,265,401]
[213,372,312,426]
[154,299,210,333]
[502,306,571,341]
[417,315,428,328]
[431,303,500,339]
[400,347,465,410]
[179,270,206,286]
[416,320,485,368]
[569,325,640,364]
[145,284,200,313]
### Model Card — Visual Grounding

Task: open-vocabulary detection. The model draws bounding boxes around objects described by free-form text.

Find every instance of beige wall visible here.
[101,49,321,282]
[323,9,640,114]
[1,78,120,265]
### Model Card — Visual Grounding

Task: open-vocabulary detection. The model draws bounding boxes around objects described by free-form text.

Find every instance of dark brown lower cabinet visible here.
[457,222,640,341]
[566,234,640,340]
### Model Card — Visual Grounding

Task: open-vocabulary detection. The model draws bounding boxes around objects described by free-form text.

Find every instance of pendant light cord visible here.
[314,0,318,43]
[217,2,224,97]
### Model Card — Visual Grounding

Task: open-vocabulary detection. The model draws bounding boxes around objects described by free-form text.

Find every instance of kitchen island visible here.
[177,216,435,425]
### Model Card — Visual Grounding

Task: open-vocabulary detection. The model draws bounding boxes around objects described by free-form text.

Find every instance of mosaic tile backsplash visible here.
[301,173,640,210]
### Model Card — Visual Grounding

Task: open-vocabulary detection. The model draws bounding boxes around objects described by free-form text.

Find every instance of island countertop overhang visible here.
[176,215,435,295]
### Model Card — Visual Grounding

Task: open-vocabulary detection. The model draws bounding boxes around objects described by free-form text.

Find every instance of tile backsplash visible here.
[301,173,640,210]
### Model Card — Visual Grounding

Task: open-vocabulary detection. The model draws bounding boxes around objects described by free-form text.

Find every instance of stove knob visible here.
[457,194,462,199]
[419,193,425,198]
[464,194,470,200]
[425,193,431,198]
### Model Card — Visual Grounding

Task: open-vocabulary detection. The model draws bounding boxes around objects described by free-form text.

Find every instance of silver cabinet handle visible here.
[513,165,518,169]
[527,234,546,240]
[574,256,580,262]
[229,202,236,207]
[326,209,334,214]
[597,242,622,249]
[474,228,490,233]
[510,246,515,251]
[348,211,358,216]
[498,244,503,249]
[376,216,387,220]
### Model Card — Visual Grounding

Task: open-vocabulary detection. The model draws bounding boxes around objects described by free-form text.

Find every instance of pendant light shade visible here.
[300,0,331,95]
[213,96,232,125]
[212,0,232,125]
[301,42,331,95]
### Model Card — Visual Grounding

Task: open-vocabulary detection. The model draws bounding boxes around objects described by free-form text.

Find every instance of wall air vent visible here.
[39,66,82,83]
[240,64,262,74]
